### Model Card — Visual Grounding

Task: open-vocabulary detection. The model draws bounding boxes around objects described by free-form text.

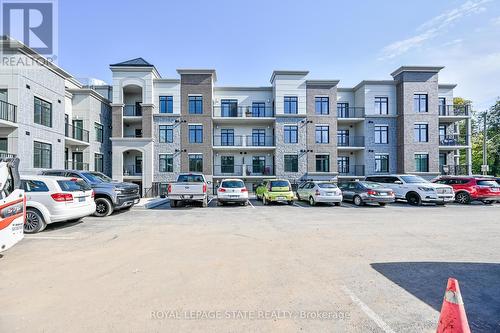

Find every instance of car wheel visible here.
[379,202,386,207]
[309,196,316,206]
[24,208,47,234]
[353,195,363,206]
[406,192,422,206]
[94,198,113,217]
[287,200,293,205]
[482,200,493,205]
[170,200,177,208]
[455,192,470,205]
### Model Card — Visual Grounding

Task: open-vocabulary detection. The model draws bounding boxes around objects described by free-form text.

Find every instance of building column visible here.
[141,104,154,138]
[466,117,472,175]
[111,104,124,138]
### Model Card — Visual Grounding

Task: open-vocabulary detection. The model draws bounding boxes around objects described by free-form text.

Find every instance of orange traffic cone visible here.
[436,278,471,333]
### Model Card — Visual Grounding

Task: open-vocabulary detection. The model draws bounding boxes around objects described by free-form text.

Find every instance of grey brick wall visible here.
[274,117,307,180]
[153,115,181,182]
[364,116,398,175]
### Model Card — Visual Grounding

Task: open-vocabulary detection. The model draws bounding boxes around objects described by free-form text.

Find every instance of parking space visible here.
[1,202,499,332]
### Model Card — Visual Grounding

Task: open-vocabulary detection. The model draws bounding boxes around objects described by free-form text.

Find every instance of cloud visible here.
[378,0,491,60]
[491,16,500,26]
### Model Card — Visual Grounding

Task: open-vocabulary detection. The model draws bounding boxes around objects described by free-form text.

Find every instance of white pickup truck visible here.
[167,173,210,208]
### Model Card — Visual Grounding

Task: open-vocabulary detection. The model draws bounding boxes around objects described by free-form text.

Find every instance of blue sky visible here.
[58,0,500,109]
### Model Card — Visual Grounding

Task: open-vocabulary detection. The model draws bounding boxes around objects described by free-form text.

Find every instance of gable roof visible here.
[110,57,154,67]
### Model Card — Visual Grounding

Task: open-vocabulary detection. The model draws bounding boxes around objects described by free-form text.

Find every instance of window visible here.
[252,156,266,174]
[159,154,173,172]
[159,125,174,143]
[221,99,238,117]
[439,125,446,144]
[284,96,298,114]
[414,123,429,142]
[374,125,388,144]
[220,156,234,174]
[95,123,103,143]
[284,125,298,144]
[21,180,49,192]
[315,97,329,115]
[188,154,203,172]
[439,97,446,115]
[94,153,104,172]
[315,125,329,144]
[315,155,330,172]
[337,129,349,146]
[33,141,52,168]
[439,153,447,168]
[188,96,203,114]
[375,154,389,173]
[34,97,52,127]
[337,102,349,118]
[252,129,266,146]
[413,94,428,113]
[188,125,203,143]
[284,155,298,172]
[415,153,429,172]
[252,102,266,117]
[337,156,349,174]
[375,97,388,115]
[159,96,173,114]
[221,129,234,146]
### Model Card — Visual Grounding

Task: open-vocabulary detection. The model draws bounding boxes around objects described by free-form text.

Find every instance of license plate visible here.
[181,195,193,199]
[326,192,334,196]
[378,192,387,196]
[229,195,239,199]
[277,197,285,200]
[78,197,85,202]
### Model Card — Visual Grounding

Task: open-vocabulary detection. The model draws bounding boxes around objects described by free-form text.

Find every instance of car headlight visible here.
[418,187,435,192]
[114,188,124,194]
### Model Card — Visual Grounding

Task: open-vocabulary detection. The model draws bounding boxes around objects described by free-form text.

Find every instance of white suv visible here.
[365,174,454,206]
[216,179,249,206]
[21,175,96,233]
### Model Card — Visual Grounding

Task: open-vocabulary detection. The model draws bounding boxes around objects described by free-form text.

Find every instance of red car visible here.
[432,176,500,204]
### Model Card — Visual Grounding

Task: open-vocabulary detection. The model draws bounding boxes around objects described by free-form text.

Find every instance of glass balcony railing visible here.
[0,100,17,122]
[337,136,365,147]
[338,165,365,176]
[439,105,470,116]
[65,123,89,142]
[123,104,142,116]
[213,106,274,118]
[337,107,365,118]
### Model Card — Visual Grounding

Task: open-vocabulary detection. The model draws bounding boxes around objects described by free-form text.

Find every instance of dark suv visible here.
[41,170,140,217]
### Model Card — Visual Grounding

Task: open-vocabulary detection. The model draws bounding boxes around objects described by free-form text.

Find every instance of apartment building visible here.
[109,59,472,194]
[0,38,112,176]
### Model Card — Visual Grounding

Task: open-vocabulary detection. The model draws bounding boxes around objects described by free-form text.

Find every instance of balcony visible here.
[337,107,365,120]
[213,165,244,176]
[337,136,365,149]
[213,135,275,148]
[123,104,142,117]
[213,164,274,177]
[0,151,16,159]
[213,135,244,147]
[212,105,274,122]
[439,105,469,117]
[123,165,142,176]
[0,100,17,124]
[65,123,90,145]
[65,161,89,171]
[439,134,470,148]
[338,165,365,177]
[440,164,469,175]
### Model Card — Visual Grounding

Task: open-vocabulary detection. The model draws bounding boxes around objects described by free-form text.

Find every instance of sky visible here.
[57,0,500,110]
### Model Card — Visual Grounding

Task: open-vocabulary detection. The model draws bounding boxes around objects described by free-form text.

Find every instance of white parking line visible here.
[24,235,76,240]
[207,197,214,205]
[341,286,396,333]
[248,200,255,208]
[293,202,307,209]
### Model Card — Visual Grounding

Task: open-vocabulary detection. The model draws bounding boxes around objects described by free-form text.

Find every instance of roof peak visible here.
[110,57,154,67]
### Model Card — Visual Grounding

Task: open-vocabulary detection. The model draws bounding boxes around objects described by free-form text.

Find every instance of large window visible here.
[252,129,266,146]
[221,129,234,146]
[188,125,203,143]
[315,125,329,144]
[188,96,203,114]
[159,125,174,143]
[375,154,389,173]
[414,123,429,142]
[375,97,388,115]
[439,97,446,115]
[315,155,330,172]
[337,156,349,174]
[33,141,52,168]
[159,154,173,172]
[439,125,446,144]
[337,129,349,146]
[284,154,298,172]
[337,102,349,118]
[415,153,429,172]
[315,97,329,115]
[284,96,298,114]
[94,153,104,172]
[252,156,266,174]
[284,125,298,144]
[221,99,238,117]
[220,156,234,174]
[374,125,388,144]
[34,97,52,127]
[188,154,203,172]
[413,94,428,113]
[95,123,103,143]
[159,96,173,114]
[252,102,266,117]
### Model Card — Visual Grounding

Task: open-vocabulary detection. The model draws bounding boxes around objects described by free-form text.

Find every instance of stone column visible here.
[111,104,123,138]
[141,104,154,138]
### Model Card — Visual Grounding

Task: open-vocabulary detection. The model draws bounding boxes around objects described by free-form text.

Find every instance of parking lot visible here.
[1,200,499,332]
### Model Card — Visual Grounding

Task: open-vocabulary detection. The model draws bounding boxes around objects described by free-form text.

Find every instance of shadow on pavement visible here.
[371,262,500,332]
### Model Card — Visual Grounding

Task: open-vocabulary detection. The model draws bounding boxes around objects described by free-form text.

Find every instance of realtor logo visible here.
[1,0,58,57]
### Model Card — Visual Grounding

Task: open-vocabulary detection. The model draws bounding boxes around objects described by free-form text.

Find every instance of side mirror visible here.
[207,181,212,185]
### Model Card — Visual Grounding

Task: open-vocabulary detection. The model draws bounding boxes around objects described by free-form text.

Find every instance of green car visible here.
[255,179,295,205]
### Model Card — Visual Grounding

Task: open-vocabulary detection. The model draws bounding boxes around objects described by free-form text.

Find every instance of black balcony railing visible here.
[213,135,244,146]
[338,165,365,176]
[440,164,469,175]
[65,123,89,142]
[123,164,142,176]
[65,161,89,171]
[213,105,274,118]
[244,164,274,176]
[0,151,16,159]
[439,134,469,146]
[337,136,365,147]
[337,107,365,119]
[245,135,274,147]
[123,104,142,116]
[213,165,244,176]
[439,104,470,116]
[0,100,17,123]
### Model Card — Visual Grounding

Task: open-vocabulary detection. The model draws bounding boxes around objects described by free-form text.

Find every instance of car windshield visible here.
[317,183,337,189]
[400,175,428,183]
[477,180,500,187]
[360,181,384,188]
[177,174,205,182]
[57,179,91,192]
[82,172,112,183]
[221,180,245,188]
[270,181,290,188]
